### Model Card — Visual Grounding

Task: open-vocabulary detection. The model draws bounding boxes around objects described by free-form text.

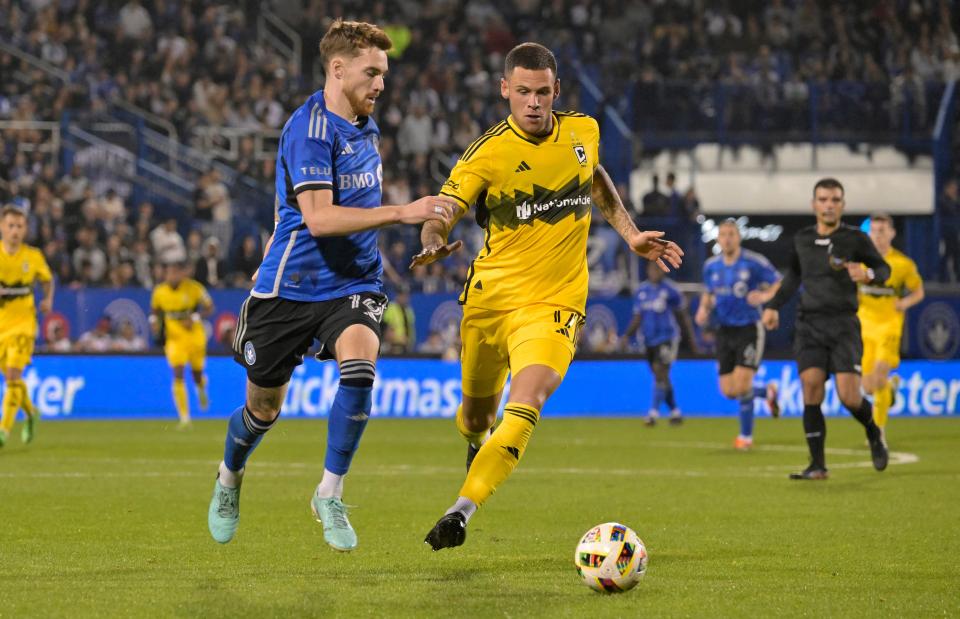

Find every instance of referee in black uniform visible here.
[763,178,891,480]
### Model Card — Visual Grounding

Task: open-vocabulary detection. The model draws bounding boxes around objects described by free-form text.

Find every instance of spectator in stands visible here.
[382,286,416,354]
[664,172,683,217]
[641,174,671,217]
[195,237,226,289]
[100,189,126,233]
[107,260,138,288]
[112,320,147,352]
[204,169,232,251]
[72,226,107,284]
[76,316,113,352]
[57,165,88,209]
[229,234,260,287]
[940,178,960,282]
[45,322,72,353]
[397,104,433,157]
[150,217,186,265]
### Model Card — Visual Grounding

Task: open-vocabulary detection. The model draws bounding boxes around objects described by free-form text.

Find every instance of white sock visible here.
[218,461,244,488]
[315,469,345,499]
[445,496,478,522]
[670,408,682,418]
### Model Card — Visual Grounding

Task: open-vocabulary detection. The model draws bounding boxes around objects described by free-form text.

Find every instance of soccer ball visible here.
[574,522,648,593]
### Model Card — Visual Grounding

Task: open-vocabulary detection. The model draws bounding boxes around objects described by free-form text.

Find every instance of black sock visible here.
[664,384,676,410]
[846,399,879,437]
[803,404,826,469]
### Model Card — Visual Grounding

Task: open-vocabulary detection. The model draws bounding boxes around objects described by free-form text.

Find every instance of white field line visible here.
[0,442,918,480]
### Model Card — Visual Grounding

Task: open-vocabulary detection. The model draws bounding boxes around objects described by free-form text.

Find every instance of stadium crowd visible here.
[1,0,959,351]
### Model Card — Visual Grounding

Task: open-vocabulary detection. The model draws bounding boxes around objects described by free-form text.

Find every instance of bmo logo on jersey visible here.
[338,172,379,190]
[338,164,382,190]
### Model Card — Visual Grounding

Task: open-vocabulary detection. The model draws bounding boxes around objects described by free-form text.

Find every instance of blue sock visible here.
[324,360,375,475]
[663,384,676,410]
[753,385,766,399]
[223,406,276,471]
[738,396,754,438]
[651,384,665,412]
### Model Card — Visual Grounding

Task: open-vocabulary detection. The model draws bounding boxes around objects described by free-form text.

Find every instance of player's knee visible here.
[4,367,21,381]
[339,359,376,390]
[461,401,497,433]
[172,366,185,380]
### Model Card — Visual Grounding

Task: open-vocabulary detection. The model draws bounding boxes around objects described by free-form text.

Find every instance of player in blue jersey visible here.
[207,20,457,550]
[695,219,781,449]
[622,261,697,426]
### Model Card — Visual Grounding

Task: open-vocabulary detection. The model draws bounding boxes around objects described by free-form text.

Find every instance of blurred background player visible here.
[0,206,53,447]
[150,261,213,428]
[622,261,696,427]
[414,42,682,551]
[206,20,455,551]
[857,213,924,444]
[763,179,890,480]
[695,219,781,450]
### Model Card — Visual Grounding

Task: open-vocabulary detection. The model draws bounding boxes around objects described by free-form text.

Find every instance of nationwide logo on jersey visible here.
[486,175,592,230]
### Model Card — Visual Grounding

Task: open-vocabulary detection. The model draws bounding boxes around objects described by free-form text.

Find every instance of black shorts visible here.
[716,322,765,375]
[794,313,862,375]
[646,339,679,366]
[232,291,388,388]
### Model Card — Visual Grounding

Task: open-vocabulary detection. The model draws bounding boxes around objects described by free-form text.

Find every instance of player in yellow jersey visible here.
[415,43,683,550]
[150,261,214,428]
[858,213,924,442]
[0,206,53,447]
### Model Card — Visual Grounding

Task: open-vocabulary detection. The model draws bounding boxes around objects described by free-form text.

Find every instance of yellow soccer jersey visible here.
[0,244,52,339]
[858,248,922,332]
[151,279,211,341]
[440,112,600,314]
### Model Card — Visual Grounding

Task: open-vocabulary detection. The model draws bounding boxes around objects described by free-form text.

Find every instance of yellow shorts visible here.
[165,333,207,371]
[0,333,34,371]
[861,326,901,375]
[460,303,584,398]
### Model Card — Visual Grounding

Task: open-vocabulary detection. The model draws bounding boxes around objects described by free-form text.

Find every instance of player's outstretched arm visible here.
[297,189,457,237]
[591,164,682,271]
[410,206,466,269]
[674,307,702,355]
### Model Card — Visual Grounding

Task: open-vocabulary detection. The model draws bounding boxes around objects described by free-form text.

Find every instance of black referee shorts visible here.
[232,291,388,388]
[794,313,863,376]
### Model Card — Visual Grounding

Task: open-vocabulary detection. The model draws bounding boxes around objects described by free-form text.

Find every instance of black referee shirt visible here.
[768,223,891,317]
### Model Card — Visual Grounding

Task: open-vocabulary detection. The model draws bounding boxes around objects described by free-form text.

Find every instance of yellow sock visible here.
[195,374,209,410]
[873,384,891,429]
[459,403,539,505]
[173,378,189,421]
[17,379,36,417]
[456,404,491,446]
[2,380,24,433]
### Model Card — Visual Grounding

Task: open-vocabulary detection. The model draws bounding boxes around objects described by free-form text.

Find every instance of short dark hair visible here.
[813,177,845,197]
[319,19,392,68]
[505,42,557,76]
[870,212,894,227]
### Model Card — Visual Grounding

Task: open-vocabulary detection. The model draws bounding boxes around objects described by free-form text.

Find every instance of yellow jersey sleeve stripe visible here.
[439,191,470,208]
[460,121,505,159]
[461,122,508,162]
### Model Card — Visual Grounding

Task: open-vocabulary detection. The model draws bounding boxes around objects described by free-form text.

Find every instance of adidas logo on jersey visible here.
[515,161,531,172]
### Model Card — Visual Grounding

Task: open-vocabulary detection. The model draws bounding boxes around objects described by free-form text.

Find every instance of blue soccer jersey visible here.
[703,249,781,327]
[252,90,385,302]
[632,279,684,346]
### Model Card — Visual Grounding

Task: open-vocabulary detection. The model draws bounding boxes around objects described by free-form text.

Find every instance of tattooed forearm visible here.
[592,164,639,242]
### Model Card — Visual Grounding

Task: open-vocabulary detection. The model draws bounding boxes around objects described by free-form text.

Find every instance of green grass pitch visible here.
[2,416,958,618]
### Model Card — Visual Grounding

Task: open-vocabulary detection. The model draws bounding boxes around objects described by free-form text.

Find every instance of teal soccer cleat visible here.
[208,478,240,544]
[311,495,358,552]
